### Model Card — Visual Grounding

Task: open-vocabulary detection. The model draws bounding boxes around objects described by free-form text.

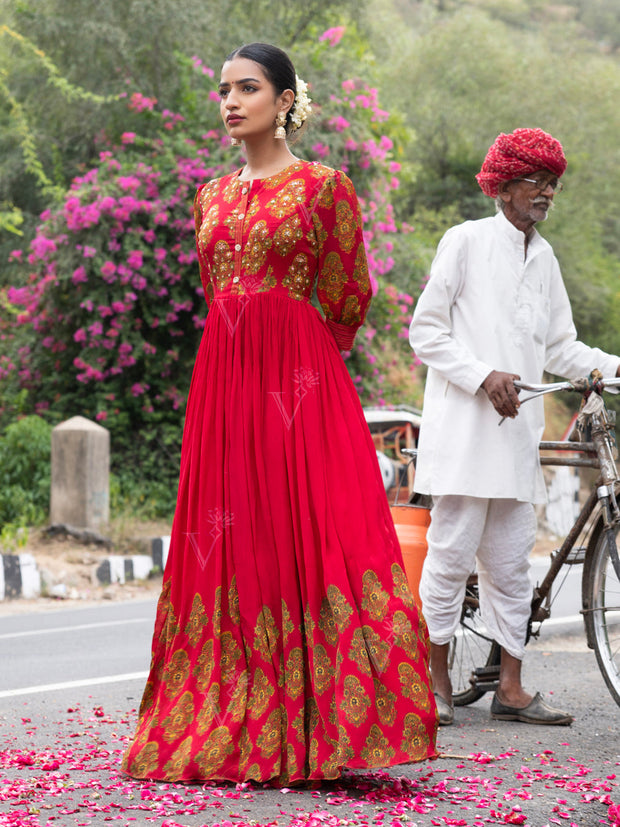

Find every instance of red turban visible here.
[476,128,567,198]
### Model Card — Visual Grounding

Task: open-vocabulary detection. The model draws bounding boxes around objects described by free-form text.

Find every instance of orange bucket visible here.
[391,504,430,608]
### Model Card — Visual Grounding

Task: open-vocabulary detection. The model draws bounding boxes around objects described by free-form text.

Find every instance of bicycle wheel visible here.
[583,519,620,707]
[449,576,501,706]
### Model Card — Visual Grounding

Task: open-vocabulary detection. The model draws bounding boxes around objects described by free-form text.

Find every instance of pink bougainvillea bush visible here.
[2,43,426,514]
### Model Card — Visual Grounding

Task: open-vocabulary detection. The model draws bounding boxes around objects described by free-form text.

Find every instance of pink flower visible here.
[312,143,330,159]
[127,250,143,269]
[118,195,141,212]
[31,235,57,260]
[132,275,147,290]
[117,176,141,193]
[117,264,132,284]
[71,266,88,284]
[191,56,215,77]
[319,26,345,46]
[64,196,80,213]
[96,411,108,421]
[100,261,117,281]
[82,203,100,226]
[128,92,157,112]
[328,116,350,133]
[121,132,136,144]
[83,246,96,258]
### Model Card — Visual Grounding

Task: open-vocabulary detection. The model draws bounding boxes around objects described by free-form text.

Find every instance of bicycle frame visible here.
[529,460,604,630]
[454,375,620,703]
[518,377,620,616]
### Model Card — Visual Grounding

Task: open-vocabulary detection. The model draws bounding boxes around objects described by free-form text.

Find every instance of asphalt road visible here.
[0,593,618,827]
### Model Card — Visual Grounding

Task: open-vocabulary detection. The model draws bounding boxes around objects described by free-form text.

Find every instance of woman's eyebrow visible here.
[218,77,261,89]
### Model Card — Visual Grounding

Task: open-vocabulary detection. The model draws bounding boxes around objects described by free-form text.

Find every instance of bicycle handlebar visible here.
[498,375,620,425]
[515,376,620,398]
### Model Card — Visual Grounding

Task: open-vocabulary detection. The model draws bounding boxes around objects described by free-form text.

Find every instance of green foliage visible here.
[0,201,23,235]
[0,415,51,528]
[0,0,370,267]
[1,91,227,503]
[563,0,620,52]
[376,3,620,351]
[0,0,366,204]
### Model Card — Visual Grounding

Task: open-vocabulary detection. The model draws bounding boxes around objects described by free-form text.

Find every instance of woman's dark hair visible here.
[225,42,297,133]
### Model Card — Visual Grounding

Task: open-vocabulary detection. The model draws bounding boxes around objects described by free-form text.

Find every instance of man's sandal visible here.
[490,692,573,725]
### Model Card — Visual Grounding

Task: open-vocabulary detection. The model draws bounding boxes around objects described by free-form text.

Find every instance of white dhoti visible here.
[419,495,536,660]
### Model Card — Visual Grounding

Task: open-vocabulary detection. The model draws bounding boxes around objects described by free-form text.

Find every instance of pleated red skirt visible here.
[122,293,437,784]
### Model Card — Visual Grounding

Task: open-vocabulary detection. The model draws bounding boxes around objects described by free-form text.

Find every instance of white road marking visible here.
[0,617,152,640]
[0,671,149,698]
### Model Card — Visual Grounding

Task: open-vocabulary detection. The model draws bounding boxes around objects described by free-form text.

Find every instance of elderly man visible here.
[409,128,620,726]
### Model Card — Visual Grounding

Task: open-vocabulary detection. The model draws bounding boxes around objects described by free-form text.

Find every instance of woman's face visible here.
[218,56,292,145]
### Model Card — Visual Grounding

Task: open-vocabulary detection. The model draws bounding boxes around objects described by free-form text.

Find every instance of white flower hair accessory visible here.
[290,75,312,130]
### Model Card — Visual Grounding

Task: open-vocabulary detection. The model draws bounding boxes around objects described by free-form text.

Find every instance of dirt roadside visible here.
[0,519,562,618]
[0,523,166,615]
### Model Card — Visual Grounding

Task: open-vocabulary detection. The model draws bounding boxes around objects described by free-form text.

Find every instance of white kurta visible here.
[410,211,620,504]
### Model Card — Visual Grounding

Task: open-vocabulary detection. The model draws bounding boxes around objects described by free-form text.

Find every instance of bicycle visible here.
[446,373,620,709]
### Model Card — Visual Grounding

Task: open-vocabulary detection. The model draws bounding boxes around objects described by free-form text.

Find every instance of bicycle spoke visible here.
[449,588,499,706]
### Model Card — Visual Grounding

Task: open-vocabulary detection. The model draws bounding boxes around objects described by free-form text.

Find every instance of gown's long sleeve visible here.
[312,170,372,351]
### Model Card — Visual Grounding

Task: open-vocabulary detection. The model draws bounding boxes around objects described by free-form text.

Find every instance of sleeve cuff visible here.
[326,318,358,351]
[466,362,495,396]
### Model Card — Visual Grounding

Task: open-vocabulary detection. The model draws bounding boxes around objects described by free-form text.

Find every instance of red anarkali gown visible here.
[122,160,437,784]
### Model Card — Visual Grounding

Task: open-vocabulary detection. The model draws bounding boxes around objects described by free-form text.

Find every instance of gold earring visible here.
[275,111,287,140]
[230,137,241,146]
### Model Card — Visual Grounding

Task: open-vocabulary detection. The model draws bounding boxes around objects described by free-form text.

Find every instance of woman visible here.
[122,42,437,785]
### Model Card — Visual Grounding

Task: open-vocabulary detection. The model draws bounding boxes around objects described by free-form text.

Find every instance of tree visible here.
[0,0,366,195]
[375,4,620,353]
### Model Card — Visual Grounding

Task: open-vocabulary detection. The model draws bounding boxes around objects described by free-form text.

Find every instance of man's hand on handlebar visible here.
[482,370,521,418]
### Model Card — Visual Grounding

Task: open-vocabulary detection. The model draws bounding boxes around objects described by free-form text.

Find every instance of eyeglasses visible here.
[515,176,564,193]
